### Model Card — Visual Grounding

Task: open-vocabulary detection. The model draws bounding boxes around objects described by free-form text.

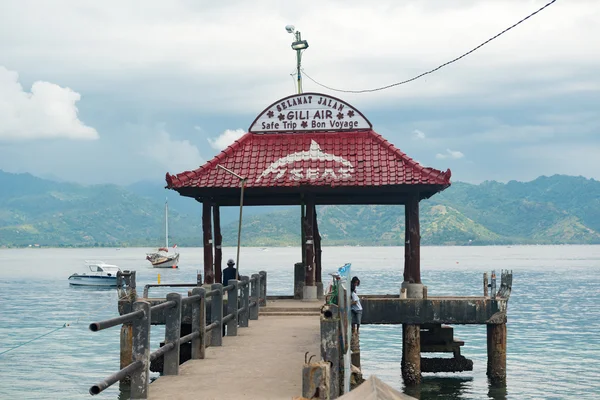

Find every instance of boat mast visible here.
[165,199,169,249]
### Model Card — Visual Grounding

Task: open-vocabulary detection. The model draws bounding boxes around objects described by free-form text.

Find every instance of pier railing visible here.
[89,271,267,399]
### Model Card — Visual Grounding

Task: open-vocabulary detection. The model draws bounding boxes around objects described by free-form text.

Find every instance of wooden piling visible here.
[483,272,489,297]
[202,202,214,284]
[402,324,421,385]
[304,200,315,287]
[119,323,133,382]
[314,207,322,285]
[351,331,361,369]
[404,195,421,284]
[213,204,223,284]
[487,323,507,384]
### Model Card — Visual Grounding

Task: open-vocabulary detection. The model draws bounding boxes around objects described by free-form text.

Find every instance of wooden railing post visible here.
[191,287,206,359]
[239,276,249,328]
[163,293,182,376]
[227,280,239,336]
[250,274,260,320]
[259,271,267,306]
[211,283,223,346]
[130,301,151,399]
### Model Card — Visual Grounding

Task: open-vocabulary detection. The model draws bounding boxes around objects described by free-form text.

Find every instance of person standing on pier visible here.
[223,259,238,284]
[351,276,362,333]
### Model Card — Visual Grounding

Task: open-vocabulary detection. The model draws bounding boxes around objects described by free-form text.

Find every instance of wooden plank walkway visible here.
[148,301,322,400]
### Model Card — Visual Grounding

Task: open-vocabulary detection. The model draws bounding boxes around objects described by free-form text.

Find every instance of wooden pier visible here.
[148,303,321,400]
[87,92,515,399]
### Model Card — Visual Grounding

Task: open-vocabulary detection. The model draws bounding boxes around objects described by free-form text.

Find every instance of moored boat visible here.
[146,199,180,268]
[68,261,121,287]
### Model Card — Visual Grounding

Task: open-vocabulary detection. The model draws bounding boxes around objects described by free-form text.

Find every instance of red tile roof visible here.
[166,130,451,190]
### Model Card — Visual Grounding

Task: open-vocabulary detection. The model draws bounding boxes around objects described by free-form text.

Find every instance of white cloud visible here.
[143,129,204,173]
[0,66,98,141]
[208,129,246,150]
[436,149,464,159]
[0,1,597,112]
[413,129,426,139]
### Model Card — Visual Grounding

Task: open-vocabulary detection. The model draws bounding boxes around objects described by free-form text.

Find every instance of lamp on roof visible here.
[286,24,309,94]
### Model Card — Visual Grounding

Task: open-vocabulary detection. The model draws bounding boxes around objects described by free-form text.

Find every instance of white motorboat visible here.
[146,200,180,268]
[68,261,121,287]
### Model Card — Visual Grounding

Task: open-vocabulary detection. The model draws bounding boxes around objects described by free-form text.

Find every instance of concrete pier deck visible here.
[148,301,322,400]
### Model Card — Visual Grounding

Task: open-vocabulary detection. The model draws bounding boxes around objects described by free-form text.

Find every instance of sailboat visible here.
[146,200,180,268]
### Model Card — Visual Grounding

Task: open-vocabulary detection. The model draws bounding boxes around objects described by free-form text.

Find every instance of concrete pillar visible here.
[401,282,423,386]
[250,274,259,320]
[163,293,182,376]
[131,301,151,399]
[487,323,507,384]
[302,361,331,400]
[320,304,341,399]
[259,271,267,306]
[226,280,239,336]
[239,276,249,327]
[191,287,206,360]
[210,283,223,346]
[294,262,305,299]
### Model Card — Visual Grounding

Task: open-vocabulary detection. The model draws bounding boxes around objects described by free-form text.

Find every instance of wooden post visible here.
[404,194,421,284]
[305,199,315,287]
[119,324,133,380]
[314,207,322,285]
[213,204,223,284]
[402,324,421,385]
[163,293,182,376]
[191,287,206,360]
[301,202,306,266]
[487,323,507,384]
[202,202,214,284]
[483,272,489,297]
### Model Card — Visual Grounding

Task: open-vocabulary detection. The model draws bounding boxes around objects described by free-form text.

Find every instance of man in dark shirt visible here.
[221,258,238,337]
[222,258,237,285]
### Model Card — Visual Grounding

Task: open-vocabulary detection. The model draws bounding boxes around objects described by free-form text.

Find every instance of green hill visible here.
[0,170,599,247]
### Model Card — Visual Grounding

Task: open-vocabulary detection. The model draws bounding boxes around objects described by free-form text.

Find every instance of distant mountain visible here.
[0,170,598,247]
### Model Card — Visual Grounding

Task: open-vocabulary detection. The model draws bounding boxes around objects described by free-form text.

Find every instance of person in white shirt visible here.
[350,276,362,333]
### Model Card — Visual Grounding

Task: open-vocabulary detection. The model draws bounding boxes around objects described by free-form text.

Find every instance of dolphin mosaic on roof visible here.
[256,140,354,182]
[249,92,372,133]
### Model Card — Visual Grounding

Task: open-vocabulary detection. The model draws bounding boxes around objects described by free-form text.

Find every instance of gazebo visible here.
[166,92,451,300]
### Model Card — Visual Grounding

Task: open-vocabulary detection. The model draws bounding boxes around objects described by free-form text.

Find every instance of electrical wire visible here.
[302,0,558,94]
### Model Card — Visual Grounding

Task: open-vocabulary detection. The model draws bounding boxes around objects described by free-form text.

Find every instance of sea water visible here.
[0,245,599,399]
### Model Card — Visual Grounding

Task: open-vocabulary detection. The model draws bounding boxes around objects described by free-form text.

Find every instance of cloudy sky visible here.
[0,0,598,185]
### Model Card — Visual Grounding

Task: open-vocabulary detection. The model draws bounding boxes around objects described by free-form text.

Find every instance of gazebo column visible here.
[202,202,214,284]
[303,197,317,301]
[213,204,223,284]
[401,193,423,385]
[314,206,323,299]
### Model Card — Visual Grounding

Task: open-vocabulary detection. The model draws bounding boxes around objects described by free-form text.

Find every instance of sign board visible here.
[249,93,372,133]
